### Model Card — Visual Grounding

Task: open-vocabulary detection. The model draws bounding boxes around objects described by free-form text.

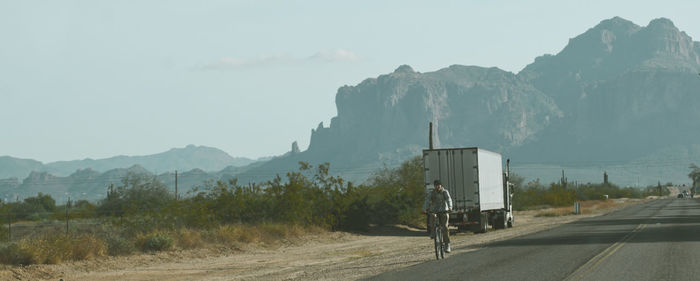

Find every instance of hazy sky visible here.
[2,0,700,163]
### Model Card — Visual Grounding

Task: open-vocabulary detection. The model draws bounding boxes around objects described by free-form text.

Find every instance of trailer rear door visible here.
[423,148,479,210]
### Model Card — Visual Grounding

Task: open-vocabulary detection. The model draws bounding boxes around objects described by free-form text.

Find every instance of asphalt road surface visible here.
[367,198,700,281]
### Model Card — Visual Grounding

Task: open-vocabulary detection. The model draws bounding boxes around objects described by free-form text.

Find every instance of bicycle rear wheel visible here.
[434,227,439,260]
[434,226,444,260]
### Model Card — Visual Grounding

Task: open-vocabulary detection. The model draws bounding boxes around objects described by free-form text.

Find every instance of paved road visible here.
[367,198,700,281]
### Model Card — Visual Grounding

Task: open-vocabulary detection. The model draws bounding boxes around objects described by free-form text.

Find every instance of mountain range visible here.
[0,145,255,180]
[3,16,700,201]
[0,163,266,203]
[0,145,263,201]
[235,17,700,187]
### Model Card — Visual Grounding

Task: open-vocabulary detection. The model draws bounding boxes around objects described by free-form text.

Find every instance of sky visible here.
[2,0,700,163]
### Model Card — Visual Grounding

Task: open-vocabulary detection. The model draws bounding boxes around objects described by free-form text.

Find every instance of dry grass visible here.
[580,199,620,211]
[529,198,641,218]
[174,228,204,249]
[0,222,324,266]
[206,223,324,246]
[1,234,107,265]
[135,232,173,252]
[534,209,572,217]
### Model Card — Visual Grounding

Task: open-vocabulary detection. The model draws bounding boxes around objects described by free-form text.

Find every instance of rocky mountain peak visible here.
[23,171,59,185]
[520,16,700,96]
[592,16,641,35]
[633,17,699,71]
[125,164,151,175]
[647,17,677,31]
[291,141,300,154]
[69,168,100,179]
[558,17,640,58]
[393,64,415,74]
[593,17,641,31]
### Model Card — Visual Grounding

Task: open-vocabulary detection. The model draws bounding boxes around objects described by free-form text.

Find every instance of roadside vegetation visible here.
[511,174,669,211]
[0,156,673,265]
[0,157,424,265]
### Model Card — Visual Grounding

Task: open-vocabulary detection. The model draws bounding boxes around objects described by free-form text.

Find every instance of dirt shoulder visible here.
[1,198,648,281]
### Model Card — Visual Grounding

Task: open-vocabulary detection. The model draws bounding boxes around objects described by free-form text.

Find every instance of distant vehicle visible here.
[423,147,514,233]
[678,194,684,198]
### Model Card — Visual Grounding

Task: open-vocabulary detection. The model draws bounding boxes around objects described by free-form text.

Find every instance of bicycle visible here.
[429,211,448,260]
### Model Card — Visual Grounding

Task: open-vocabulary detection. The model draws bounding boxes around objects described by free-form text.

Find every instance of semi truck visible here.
[423,147,514,233]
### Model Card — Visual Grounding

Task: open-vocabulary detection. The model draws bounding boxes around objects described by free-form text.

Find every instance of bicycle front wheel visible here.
[434,227,444,260]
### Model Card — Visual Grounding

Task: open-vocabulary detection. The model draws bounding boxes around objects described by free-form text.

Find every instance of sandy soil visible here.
[1,199,647,281]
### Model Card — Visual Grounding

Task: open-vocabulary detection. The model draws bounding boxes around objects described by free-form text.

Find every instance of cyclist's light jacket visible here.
[423,188,453,213]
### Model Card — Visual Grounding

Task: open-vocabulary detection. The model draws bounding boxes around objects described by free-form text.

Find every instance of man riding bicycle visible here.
[423,179,453,253]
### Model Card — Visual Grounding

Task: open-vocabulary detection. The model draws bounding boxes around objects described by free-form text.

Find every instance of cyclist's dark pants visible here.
[430,213,450,243]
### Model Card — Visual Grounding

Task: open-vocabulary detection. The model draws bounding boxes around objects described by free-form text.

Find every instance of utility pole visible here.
[428,122,434,150]
[7,212,11,241]
[66,197,70,234]
[175,170,178,200]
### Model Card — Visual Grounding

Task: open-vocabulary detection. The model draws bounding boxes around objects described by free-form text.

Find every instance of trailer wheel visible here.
[478,213,489,233]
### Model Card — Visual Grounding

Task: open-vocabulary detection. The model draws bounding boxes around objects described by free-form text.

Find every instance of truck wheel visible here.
[479,213,489,233]
[494,213,506,229]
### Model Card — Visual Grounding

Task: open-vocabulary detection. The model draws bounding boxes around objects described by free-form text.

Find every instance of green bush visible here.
[141,234,173,252]
[0,227,7,243]
[512,177,657,211]
[102,233,135,256]
[0,243,34,265]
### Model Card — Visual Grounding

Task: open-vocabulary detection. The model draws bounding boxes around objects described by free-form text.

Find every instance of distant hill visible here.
[0,145,257,180]
[0,156,43,180]
[236,17,700,187]
[0,163,259,202]
[43,144,257,176]
[0,145,268,202]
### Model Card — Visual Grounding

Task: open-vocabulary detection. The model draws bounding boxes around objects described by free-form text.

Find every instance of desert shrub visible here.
[175,228,203,249]
[258,223,290,240]
[102,232,135,256]
[227,225,257,244]
[19,234,71,264]
[138,233,173,252]
[359,156,425,228]
[207,225,261,245]
[0,227,7,243]
[70,234,107,260]
[0,243,34,265]
[5,234,106,265]
[534,212,561,217]
[340,192,371,231]
[4,193,57,221]
[513,178,656,211]
[97,173,174,218]
[257,223,309,241]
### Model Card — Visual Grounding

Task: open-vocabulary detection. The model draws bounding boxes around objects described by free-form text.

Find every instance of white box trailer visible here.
[423,147,513,233]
